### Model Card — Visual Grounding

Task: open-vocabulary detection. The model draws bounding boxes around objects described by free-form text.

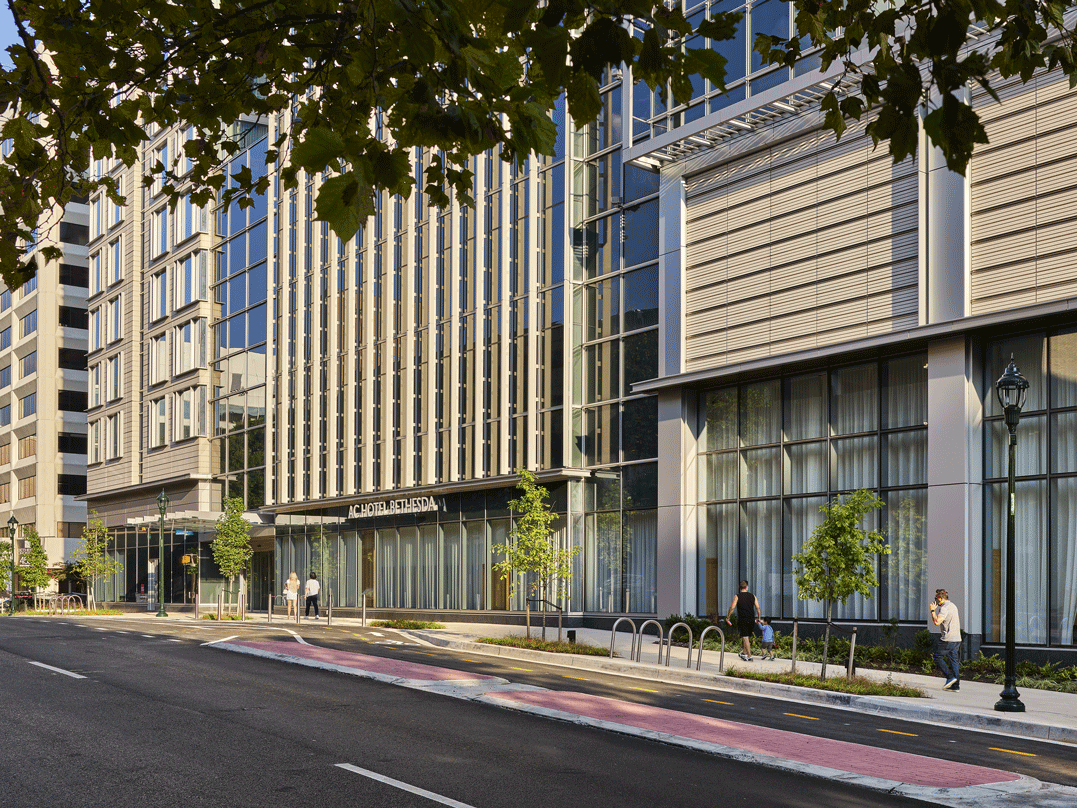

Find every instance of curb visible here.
[406,631,1077,745]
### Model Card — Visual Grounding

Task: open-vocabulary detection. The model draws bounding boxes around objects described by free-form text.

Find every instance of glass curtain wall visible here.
[274,488,577,612]
[985,330,1077,647]
[698,354,928,623]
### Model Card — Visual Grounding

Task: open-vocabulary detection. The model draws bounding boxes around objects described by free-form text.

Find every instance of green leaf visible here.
[315,173,375,243]
[291,128,346,173]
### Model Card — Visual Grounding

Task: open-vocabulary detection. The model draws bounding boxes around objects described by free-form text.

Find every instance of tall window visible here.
[152,142,168,196]
[108,237,123,285]
[18,475,36,499]
[90,197,103,240]
[151,208,168,258]
[90,364,101,407]
[110,175,124,226]
[150,398,167,447]
[106,413,122,458]
[175,251,207,309]
[149,333,168,384]
[20,351,35,377]
[107,296,122,342]
[175,385,207,439]
[174,318,207,373]
[985,331,1077,647]
[151,269,168,321]
[0,365,8,388]
[90,251,102,296]
[20,310,36,337]
[106,354,122,401]
[697,354,928,623]
[18,434,35,459]
[89,419,101,463]
[19,391,36,418]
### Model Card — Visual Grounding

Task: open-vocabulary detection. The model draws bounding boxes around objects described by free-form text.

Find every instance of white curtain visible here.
[417,524,438,609]
[464,521,486,610]
[785,441,826,495]
[986,481,1047,644]
[623,510,657,614]
[398,527,417,609]
[376,529,396,608]
[786,497,825,619]
[1051,479,1077,645]
[585,511,621,612]
[987,415,1045,478]
[699,502,738,619]
[885,430,926,487]
[742,499,781,618]
[833,436,877,491]
[885,354,927,428]
[785,372,828,440]
[883,490,927,620]
[441,523,463,609]
[831,364,878,435]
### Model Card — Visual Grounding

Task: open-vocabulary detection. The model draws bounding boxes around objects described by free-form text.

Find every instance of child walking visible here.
[760,617,776,661]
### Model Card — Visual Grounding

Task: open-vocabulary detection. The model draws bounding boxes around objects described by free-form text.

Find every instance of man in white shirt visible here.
[305,572,321,619]
[930,588,961,691]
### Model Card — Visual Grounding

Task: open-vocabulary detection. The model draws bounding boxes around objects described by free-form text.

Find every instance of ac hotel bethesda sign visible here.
[347,495,440,520]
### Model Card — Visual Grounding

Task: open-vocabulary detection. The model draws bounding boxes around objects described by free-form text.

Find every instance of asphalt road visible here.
[0,616,1071,808]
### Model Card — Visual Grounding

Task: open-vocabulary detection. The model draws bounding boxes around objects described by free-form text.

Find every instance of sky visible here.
[0,5,20,68]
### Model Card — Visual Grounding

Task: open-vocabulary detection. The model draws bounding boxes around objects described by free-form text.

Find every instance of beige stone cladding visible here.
[683,119,920,374]
[970,69,1077,315]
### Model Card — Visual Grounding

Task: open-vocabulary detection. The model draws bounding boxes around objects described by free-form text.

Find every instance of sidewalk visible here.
[403,621,1077,745]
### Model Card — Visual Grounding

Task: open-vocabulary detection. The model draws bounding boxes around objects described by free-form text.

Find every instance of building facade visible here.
[82,4,1077,656]
[0,180,90,587]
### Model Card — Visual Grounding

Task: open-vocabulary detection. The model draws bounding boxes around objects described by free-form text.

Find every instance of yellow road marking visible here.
[877,729,918,737]
[629,687,658,693]
[702,699,733,705]
[563,676,589,680]
[461,659,482,663]
[784,713,819,720]
[415,652,438,656]
[990,748,1037,757]
[510,667,533,671]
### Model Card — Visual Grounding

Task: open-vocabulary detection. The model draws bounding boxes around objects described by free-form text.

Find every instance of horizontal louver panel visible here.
[971,69,1077,315]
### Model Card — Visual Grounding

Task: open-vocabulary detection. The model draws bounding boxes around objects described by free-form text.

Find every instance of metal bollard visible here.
[327,592,332,626]
[217,590,223,621]
[847,626,857,678]
[791,618,798,675]
[267,594,273,624]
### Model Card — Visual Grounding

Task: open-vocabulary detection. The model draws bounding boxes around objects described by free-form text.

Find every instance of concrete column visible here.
[656,389,699,619]
[919,112,971,325]
[926,336,984,642]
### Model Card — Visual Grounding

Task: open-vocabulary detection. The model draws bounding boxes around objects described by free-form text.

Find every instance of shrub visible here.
[369,619,444,630]
[663,612,715,643]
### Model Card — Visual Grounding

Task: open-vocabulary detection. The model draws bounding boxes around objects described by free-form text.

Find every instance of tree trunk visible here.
[239,572,246,617]
[525,596,531,640]
[821,599,832,681]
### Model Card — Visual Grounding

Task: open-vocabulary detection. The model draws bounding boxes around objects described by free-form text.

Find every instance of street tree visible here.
[792,489,890,679]
[2,0,1075,287]
[493,468,580,640]
[212,497,253,615]
[71,511,121,611]
[16,526,49,606]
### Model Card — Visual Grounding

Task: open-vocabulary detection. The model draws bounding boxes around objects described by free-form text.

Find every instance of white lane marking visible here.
[201,635,240,646]
[282,628,311,646]
[28,661,86,679]
[335,764,477,808]
[142,635,154,638]
[168,639,182,643]
[369,632,385,637]
[95,628,109,632]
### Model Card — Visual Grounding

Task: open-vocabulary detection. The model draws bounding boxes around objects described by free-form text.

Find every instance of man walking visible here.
[930,588,961,691]
[305,571,321,619]
[726,580,761,661]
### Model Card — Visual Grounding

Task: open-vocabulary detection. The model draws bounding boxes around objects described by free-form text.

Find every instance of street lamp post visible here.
[156,490,170,618]
[994,356,1028,713]
[6,515,16,616]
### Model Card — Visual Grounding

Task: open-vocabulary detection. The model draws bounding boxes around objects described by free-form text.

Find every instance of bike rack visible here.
[664,622,693,668]
[609,617,638,659]
[635,619,664,662]
[696,625,726,673]
[46,594,83,615]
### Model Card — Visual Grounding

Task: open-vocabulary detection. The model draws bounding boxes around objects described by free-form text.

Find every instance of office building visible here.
[82,7,1077,657]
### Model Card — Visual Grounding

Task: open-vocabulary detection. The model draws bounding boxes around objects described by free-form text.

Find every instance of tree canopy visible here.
[71,510,121,609]
[1,0,1075,288]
